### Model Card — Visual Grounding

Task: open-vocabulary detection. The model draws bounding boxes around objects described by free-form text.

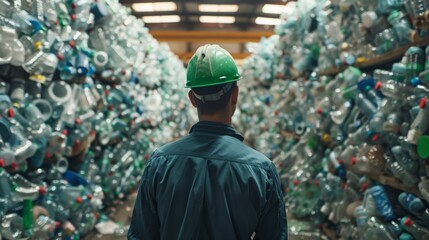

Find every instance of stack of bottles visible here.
[246,0,429,83]
[0,0,192,239]
[238,47,429,240]
[237,0,429,238]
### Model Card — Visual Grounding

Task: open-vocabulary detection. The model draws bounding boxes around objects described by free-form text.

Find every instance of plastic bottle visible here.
[391,145,419,173]
[379,80,412,100]
[400,216,429,239]
[383,112,402,133]
[407,97,429,144]
[405,47,425,80]
[363,216,396,240]
[355,93,377,118]
[398,192,427,216]
[354,205,370,237]
[369,185,396,222]
[419,177,429,204]
[385,153,419,186]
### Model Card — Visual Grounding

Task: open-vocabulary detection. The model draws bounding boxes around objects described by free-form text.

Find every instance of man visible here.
[128,44,288,240]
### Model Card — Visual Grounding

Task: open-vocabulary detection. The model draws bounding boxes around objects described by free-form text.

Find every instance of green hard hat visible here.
[186,44,241,88]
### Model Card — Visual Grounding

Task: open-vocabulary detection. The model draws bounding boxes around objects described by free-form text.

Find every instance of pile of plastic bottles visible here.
[0,0,192,239]
[265,0,429,79]
[236,0,429,239]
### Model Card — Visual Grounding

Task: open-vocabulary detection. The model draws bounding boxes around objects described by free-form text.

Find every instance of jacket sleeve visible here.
[254,163,288,240]
[128,160,160,240]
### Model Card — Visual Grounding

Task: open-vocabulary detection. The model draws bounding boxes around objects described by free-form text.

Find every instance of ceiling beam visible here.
[150,30,273,43]
[132,11,282,19]
[120,0,288,4]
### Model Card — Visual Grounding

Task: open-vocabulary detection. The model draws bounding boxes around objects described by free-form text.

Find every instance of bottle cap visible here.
[417,135,429,159]
[410,77,421,86]
[403,217,413,226]
[362,11,377,28]
[6,108,14,118]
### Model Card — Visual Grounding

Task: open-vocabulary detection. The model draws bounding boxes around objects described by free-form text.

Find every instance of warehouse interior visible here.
[0,0,429,239]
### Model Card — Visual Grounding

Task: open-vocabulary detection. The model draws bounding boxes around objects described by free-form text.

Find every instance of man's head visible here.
[186,45,241,121]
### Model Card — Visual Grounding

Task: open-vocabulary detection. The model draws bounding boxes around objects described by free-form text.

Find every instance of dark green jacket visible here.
[128,121,288,240]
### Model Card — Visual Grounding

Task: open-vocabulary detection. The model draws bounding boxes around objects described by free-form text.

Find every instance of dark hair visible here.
[192,82,237,115]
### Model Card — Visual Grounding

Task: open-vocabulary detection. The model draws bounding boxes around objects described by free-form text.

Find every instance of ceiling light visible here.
[200,16,235,24]
[198,4,239,12]
[132,2,177,12]
[262,4,286,14]
[142,15,180,23]
[255,17,281,25]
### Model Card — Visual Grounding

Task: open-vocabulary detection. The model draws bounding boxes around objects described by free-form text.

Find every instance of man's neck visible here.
[198,114,231,125]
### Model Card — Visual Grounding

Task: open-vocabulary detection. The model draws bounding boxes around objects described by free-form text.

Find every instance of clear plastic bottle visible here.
[385,153,419,186]
[355,93,377,118]
[407,98,429,144]
[400,217,429,239]
[404,47,425,80]
[418,177,429,204]
[354,205,370,238]
[391,145,419,173]
[363,216,396,240]
[379,80,412,100]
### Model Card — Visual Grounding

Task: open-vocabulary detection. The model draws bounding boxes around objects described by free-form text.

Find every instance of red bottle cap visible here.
[55,221,61,228]
[375,81,382,90]
[57,53,64,61]
[317,108,324,114]
[87,194,93,199]
[69,40,76,48]
[351,157,357,165]
[10,162,18,170]
[76,197,83,204]
[39,186,47,195]
[314,179,319,186]
[361,182,368,191]
[371,133,379,142]
[7,108,14,118]
[293,179,299,186]
[420,98,428,109]
[75,118,81,125]
[0,159,4,167]
[62,129,69,135]
[404,217,413,226]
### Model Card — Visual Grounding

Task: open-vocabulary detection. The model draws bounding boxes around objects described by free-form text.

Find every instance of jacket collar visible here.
[189,121,244,142]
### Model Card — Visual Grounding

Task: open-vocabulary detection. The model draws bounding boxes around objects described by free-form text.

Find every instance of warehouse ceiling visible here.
[119,0,289,31]
[118,0,290,62]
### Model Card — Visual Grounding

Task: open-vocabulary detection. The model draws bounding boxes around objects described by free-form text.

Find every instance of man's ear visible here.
[188,90,197,107]
[231,85,239,105]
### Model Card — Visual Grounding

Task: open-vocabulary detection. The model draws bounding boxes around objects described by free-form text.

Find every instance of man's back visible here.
[128,121,288,240]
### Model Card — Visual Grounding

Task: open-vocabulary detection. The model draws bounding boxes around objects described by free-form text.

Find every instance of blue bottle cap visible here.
[410,77,421,86]
[357,77,375,92]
